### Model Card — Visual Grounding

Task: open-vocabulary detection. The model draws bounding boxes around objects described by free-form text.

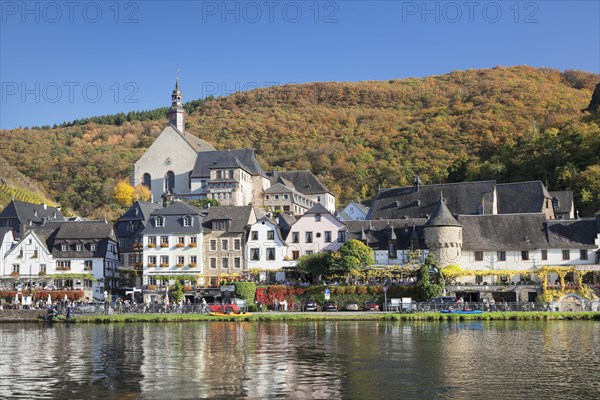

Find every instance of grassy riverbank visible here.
[69,311,600,323]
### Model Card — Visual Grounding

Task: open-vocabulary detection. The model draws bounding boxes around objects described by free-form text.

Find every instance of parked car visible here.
[432,296,457,304]
[342,302,360,311]
[364,300,380,311]
[302,299,318,312]
[322,300,338,311]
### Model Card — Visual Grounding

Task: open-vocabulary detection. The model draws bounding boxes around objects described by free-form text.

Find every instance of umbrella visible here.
[164,291,169,305]
[48,293,51,305]
[64,293,68,302]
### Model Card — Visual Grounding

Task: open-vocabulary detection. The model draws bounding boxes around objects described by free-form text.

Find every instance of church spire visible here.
[169,78,185,132]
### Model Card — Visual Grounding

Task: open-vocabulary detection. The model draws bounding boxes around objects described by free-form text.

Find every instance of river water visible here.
[0,321,598,399]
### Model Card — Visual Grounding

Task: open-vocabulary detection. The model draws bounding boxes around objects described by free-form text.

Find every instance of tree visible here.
[171,281,184,303]
[297,252,332,283]
[186,198,221,208]
[334,240,374,281]
[133,184,152,202]
[416,254,443,301]
[112,180,135,206]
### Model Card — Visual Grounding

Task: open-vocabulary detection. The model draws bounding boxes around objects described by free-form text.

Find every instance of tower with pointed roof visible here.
[169,79,185,132]
[423,193,462,267]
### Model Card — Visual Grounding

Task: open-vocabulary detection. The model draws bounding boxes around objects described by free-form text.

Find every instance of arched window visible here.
[143,173,152,189]
[165,171,175,193]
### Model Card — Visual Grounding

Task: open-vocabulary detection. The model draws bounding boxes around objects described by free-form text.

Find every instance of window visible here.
[160,256,169,266]
[32,249,38,258]
[306,250,314,256]
[90,243,97,252]
[275,195,279,200]
[267,248,276,260]
[84,260,93,271]
[190,237,197,245]
[148,256,157,265]
[222,240,228,251]
[284,194,289,200]
[190,256,197,265]
[315,214,321,222]
[251,231,258,241]
[324,231,332,243]
[234,239,241,250]
[338,231,346,243]
[251,248,260,261]
[143,173,151,189]
[292,232,299,243]
[166,171,175,193]
[210,258,217,269]
[210,240,217,251]
[61,244,67,252]
[161,236,169,246]
[267,230,275,240]
[148,236,157,246]
[127,223,135,232]
[40,264,46,274]
[212,220,228,231]
[155,217,164,227]
[521,251,529,261]
[216,170,222,179]
[183,216,192,227]
[201,180,207,189]
[580,250,588,260]
[221,258,229,269]
[292,251,300,260]
[234,257,241,269]
[389,242,396,258]
[306,232,313,243]
[497,251,506,261]
[562,250,570,260]
[541,250,548,260]
[12,264,19,273]
[177,256,184,265]
[228,170,234,179]
[128,254,135,264]
[57,261,71,270]
[474,251,484,261]
[178,237,185,245]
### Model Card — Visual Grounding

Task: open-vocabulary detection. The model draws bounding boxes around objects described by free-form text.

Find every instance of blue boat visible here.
[441,309,483,315]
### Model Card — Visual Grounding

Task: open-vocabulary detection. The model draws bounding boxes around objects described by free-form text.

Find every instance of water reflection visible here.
[0,321,598,399]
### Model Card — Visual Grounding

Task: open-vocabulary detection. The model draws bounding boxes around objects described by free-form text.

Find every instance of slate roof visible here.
[264,183,294,194]
[267,170,332,195]
[201,206,255,233]
[190,149,266,178]
[344,219,428,250]
[546,219,598,249]
[457,214,549,250]
[425,196,461,227]
[145,202,204,235]
[170,125,215,153]
[549,191,574,215]
[305,203,331,215]
[55,221,116,241]
[496,181,551,214]
[0,200,64,226]
[117,201,161,222]
[367,181,496,220]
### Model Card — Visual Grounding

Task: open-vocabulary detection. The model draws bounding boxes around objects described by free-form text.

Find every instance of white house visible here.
[286,204,347,262]
[266,171,336,214]
[142,202,205,286]
[337,201,369,221]
[246,216,294,271]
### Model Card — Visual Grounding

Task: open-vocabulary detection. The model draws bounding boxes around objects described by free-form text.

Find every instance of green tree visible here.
[171,281,184,303]
[186,198,221,208]
[416,254,443,301]
[297,252,332,283]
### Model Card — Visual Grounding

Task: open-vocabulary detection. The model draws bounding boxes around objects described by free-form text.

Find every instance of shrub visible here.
[356,286,367,295]
[234,282,257,304]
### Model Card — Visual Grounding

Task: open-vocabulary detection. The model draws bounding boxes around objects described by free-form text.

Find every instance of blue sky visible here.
[1,0,598,129]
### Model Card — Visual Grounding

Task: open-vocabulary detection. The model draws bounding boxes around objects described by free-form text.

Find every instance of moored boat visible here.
[208,312,252,317]
[441,309,483,315]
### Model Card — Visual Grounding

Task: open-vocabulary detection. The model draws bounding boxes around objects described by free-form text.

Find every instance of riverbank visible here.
[67,311,600,323]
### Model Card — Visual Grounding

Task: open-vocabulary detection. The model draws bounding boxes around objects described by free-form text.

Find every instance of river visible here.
[0,321,598,399]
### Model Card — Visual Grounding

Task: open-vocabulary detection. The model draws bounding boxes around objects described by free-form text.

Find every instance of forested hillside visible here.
[1,66,598,218]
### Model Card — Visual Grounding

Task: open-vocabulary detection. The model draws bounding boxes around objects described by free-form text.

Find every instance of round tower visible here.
[423,193,462,267]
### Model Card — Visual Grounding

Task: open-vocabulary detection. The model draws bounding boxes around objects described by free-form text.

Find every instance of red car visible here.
[364,300,380,311]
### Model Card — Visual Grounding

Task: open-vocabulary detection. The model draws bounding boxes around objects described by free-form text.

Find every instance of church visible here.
[132,82,334,211]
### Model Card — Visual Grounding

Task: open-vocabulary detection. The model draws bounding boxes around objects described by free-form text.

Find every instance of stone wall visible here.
[0,309,47,321]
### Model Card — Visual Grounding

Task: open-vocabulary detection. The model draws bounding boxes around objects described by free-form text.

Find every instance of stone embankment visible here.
[0,309,47,322]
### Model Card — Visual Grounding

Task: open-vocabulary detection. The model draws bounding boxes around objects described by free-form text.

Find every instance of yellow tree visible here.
[112,180,135,206]
[133,184,152,202]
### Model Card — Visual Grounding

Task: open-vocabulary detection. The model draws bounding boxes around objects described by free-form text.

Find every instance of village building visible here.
[266,171,336,214]
[201,205,256,286]
[246,215,295,273]
[0,199,64,239]
[337,201,369,221]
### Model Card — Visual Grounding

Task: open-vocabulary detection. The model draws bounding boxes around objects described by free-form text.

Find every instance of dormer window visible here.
[183,216,192,227]
[127,223,135,232]
[61,244,67,252]
[76,244,83,252]
[315,213,321,222]
[552,197,559,209]
[34,210,38,217]
[155,217,164,227]
[91,244,97,252]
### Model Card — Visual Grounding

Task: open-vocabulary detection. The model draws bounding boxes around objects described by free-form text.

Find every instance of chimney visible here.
[413,175,422,192]
[41,217,46,226]
[43,203,47,210]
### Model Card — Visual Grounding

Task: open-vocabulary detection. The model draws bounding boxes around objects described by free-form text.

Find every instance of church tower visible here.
[168,79,185,132]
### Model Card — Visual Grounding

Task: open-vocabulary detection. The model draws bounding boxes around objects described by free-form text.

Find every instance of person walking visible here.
[273,298,279,312]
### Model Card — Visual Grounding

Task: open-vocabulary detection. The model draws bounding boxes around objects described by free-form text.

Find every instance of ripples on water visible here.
[0,321,598,399]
